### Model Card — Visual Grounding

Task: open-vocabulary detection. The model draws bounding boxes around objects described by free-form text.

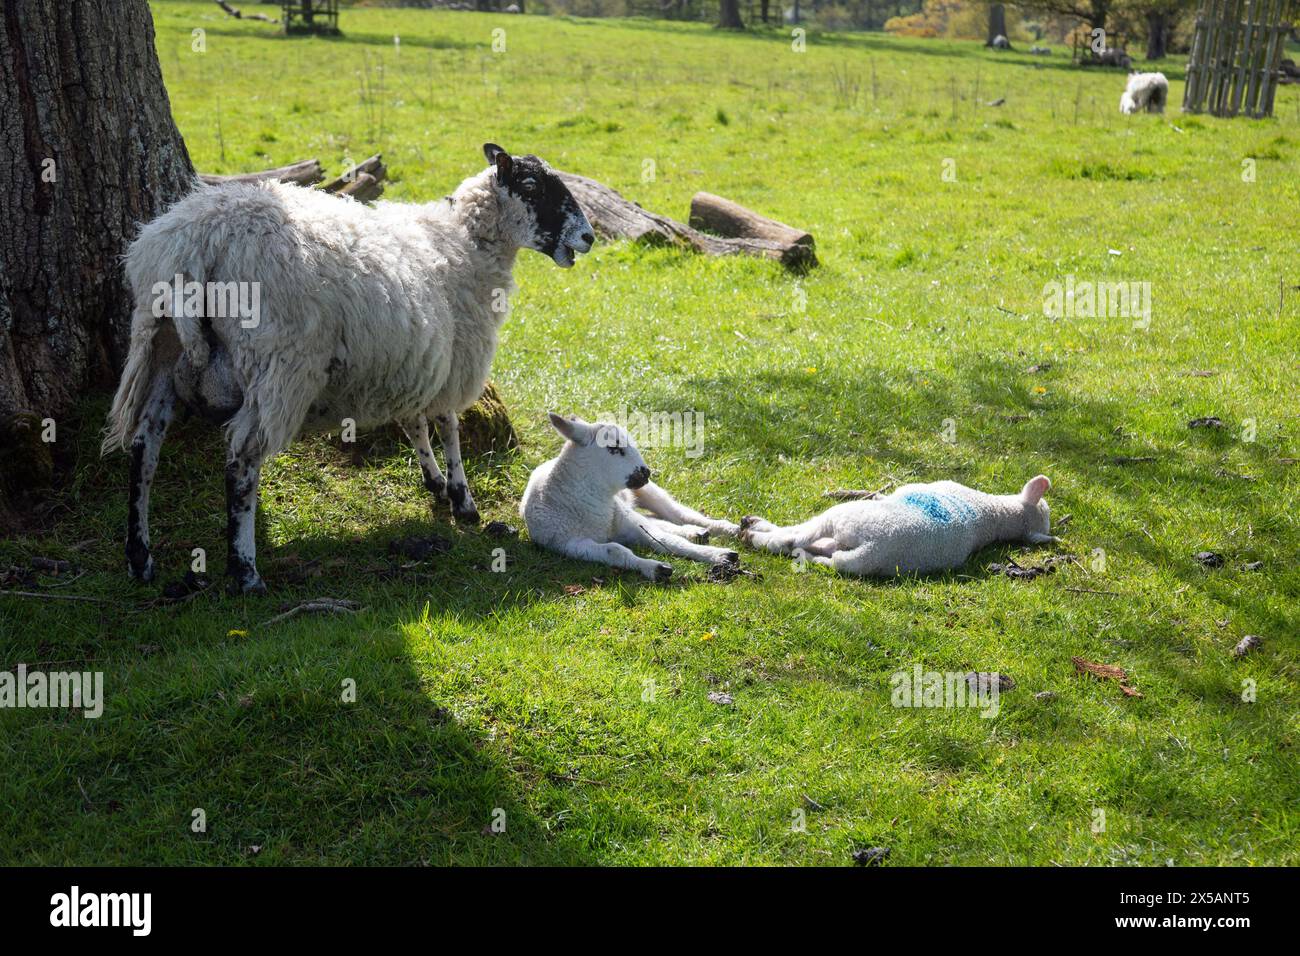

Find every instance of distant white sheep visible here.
[102,144,593,593]
[740,476,1058,576]
[1120,72,1168,113]
[521,414,740,581]
[991,34,1010,50]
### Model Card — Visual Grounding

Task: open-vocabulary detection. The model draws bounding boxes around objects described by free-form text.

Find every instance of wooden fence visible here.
[1183,0,1295,117]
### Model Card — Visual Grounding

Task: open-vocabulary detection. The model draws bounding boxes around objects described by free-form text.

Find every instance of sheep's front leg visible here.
[125,373,177,583]
[433,413,479,524]
[224,452,266,594]
[561,537,673,582]
[402,416,447,499]
[631,482,740,538]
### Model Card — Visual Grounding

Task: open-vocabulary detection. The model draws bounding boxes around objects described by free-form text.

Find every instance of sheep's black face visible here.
[484,144,594,268]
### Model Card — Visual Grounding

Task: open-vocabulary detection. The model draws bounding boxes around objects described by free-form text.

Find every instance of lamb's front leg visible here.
[561,537,673,582]
[631,481,740,538]
[433,412,479,524]
[402,416,447,499]
[619,513,739,567]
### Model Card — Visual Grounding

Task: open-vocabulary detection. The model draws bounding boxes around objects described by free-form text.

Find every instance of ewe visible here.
[1120,72,1168,113]
[103,144,593,593]
[740,476,1059,577]
[521,414,740,581]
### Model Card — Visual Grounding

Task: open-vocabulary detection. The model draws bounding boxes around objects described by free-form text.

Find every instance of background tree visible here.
[987,2,1009,42]
[1017,0,1113,31]
[719,0,745,27]
[0,0,194,512]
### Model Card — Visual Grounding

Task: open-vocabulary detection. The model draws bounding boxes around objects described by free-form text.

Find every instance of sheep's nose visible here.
[627,465,651,489]
[580,232,594,246]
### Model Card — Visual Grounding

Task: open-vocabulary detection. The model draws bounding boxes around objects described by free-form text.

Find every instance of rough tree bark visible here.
[0,0,195,509]
[986,3,1008,45]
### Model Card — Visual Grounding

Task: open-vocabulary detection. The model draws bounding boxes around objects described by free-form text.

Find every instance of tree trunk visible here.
[719,0,744,29]
[760,0,770,23]
[1146,10,1169,61]
[987,4,1008,45]
[0,0,195,509]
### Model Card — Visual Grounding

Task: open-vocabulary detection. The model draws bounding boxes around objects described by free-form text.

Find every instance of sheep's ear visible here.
[483,143,512,183]
[548,412,593,446]
[1021,474,1051,504]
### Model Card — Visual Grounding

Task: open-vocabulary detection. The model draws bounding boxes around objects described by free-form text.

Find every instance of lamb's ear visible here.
[483,143,512,183]
[1021,475,1051,504]
[548,412,594,446]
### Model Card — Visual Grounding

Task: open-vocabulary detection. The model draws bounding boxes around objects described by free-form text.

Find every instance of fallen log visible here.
[556,171,815,272]
[214,1,277,23]
[319,154,387,200]
[199,158,323,187]
[689,191,814,250]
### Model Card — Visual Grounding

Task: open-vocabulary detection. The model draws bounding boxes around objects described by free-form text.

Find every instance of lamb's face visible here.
[548,413,651,492]
[484,144,594,268]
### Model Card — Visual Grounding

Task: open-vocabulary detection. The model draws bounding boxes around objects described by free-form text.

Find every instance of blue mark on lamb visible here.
[899,491,977,524]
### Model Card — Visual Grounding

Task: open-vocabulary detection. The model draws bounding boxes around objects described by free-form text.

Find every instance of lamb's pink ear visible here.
[1021,475,1051,504]
[548,412,593,446]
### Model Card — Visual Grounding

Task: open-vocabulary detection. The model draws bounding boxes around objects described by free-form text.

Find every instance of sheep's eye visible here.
[607,445,625,456]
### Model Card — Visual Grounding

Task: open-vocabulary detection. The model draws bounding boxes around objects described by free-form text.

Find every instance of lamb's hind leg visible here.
[619,514,739,567]
[125,372,178,582]
[433,412,479,524]
[561,537,672,582]
[739,515,828,556]
[402,416,447,500]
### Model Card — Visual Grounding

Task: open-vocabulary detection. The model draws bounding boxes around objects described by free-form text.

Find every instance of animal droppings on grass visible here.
[987,557,1063,580]
[1232,635,1263,658]
[388,535,453,560]
[1242,561,1264,572]
[852,846,891,866]
[1033,691,1058,702]
[483,521,518,537]
[707,691,734,706]
[966,672,1015,694]
[563,584,586,596]
[706,561,758,583]
[1188,417,1226,429]
[1194,551,1225,569]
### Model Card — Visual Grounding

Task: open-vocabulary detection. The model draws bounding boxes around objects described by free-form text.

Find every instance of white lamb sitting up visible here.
[1120,71,1168,114]
[740,476,1059,577]
[521,414,740,581]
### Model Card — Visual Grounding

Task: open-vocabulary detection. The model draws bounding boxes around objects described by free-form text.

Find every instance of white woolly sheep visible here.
[1120,71,1169,114]
[740,476,1058,577]
[102,144,593,593]
[521,414,740,581]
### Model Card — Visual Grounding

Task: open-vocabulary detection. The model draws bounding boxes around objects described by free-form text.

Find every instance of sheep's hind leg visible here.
[620,516,739,567]
[125,372,178,582]
[433,412,479,524]
[224,450,266,594]
[402,416,447,500]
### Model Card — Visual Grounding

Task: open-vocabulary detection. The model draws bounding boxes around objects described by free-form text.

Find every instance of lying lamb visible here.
[521,414,740,581]
[740,476,1059,577]
[102,144,593,593]
[1120,72,1168,114]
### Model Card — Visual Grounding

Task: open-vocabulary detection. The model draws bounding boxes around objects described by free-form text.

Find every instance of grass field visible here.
[2,2,1298,865]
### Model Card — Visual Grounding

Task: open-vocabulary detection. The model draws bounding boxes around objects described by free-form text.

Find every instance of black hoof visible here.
[127,557,155,584]
[723,550,740,565]
[226,575,267,596]
[653,562,673,582]
[739,515,761,531]
[424,475,448,499]
[453,507,481,526]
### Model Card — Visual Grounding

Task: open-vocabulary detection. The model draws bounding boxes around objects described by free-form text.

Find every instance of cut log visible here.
[556,171,815,272]
[689,191,814,250]
[320,154,387,197]
[199,158,323,187]
[337,172,382,203]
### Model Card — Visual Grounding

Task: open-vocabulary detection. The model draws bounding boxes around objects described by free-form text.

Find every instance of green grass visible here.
[2,3,1298,865]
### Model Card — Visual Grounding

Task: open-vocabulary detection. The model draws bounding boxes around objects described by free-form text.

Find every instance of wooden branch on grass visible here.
[214,1,278,22]
[689,191,814,250]
[200,154,387,204]
[556,171,816,272]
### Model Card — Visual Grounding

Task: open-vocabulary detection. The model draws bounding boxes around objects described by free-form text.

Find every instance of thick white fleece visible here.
[1120,72,1168,114]
[103,168,518,459]
[742,476,1057,576]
